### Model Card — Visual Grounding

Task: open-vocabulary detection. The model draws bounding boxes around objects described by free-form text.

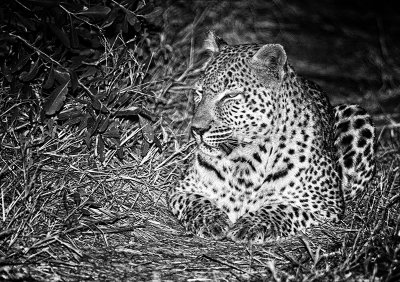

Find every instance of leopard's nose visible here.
[191,125,208,136]
[191,109,212,136]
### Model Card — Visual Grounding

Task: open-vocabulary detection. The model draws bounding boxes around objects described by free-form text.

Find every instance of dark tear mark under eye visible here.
[224,78,229,87]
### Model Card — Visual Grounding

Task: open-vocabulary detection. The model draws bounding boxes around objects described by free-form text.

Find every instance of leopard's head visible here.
[192,32,288,156]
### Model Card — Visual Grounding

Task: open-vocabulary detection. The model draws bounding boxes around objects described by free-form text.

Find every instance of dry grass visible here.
[1,0,400,281]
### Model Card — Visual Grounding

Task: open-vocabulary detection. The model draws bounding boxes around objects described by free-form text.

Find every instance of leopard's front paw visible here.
[227,217,275,244]
[187,210,232,240]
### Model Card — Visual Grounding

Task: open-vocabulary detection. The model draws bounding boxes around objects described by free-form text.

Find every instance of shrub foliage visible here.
[0,0,164,160]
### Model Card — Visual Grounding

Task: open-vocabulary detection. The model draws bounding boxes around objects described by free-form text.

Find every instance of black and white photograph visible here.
[1,0,399,280]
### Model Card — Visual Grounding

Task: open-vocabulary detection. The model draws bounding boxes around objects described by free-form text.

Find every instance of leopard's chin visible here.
[198,143,225,157]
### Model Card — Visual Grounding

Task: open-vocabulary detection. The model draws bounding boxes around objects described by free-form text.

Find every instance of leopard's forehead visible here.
[200,44,262,93]
[212,44,259,61]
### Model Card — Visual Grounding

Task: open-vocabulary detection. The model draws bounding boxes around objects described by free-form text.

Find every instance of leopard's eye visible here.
[225,91,243,99]
[194,89,203,104]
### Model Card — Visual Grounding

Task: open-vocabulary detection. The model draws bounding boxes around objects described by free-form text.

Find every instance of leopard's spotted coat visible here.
[167,32,375,243]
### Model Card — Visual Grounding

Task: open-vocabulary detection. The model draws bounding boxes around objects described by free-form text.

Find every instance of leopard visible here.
[167,32,376,244]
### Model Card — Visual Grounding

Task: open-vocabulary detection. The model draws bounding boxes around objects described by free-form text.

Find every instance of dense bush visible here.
[0,0,164,160]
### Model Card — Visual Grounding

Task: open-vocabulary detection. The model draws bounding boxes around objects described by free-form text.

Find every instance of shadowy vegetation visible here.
[1,0,400,281]
[0,0,175,279]
[1,0,165,160]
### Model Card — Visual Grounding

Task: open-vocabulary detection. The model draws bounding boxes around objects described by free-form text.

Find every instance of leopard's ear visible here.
[249,44,287,86]
[204,31,228,53]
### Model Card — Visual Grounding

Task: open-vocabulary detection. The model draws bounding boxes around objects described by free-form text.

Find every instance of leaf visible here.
[104,135,120,149]
[98,116,110,133]
[10,80,23,95]
[87,201,102,209]
[58,108,83,120]
[139,115,154,143]
[115,92,131,107]
[126,13,138,26]
[19,58,41,82]
[15,12,37,31]
[97,135,105,162]
[124,12,141,31]
[114,107,141,117]
[105,89,119,107]
[139,108,157,121]
[21,84,33,100]
[54,69,70,84]
[136,0,145,11]
[116,147,124,160]
[141,140,150,157]
[69,70,78,93]
[11,49,30,73]
[153,135,163,152]
[70,56,83,69]
[81,208,91,216]
[133,21,141,32]
[78,114,88,132]
[92,98,109,113]
[2,62,12,82]
[72,191,81,205]
[95,91,108,100]
[48,24,71,49]
[81,67,98,79]
[64,116,83,126]
[25,0,60,7]
[77,6,111,19]
[43,80,69,115]
[84,129,92,148]
[43,66,55,89]
[102,7,119,28]
[70,18,79,49]
[87,116,102,137]
[141,7,163,23]
[103,126,120,139]
[122,15,129,33]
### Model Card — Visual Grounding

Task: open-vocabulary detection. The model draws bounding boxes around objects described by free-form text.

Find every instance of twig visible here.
[0,228,17,240]
[202,254,250,274]
[277,246,311,273]
[59,5,102,30]
[55,238,83,258]
[9,33,65,70]
[155,140,196,170]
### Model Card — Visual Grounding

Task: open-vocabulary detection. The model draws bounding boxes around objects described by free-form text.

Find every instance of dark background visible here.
[164,0,400,127]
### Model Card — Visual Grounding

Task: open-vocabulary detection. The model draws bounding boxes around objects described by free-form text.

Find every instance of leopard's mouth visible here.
[195,134,241,156]
[192,130,203,145]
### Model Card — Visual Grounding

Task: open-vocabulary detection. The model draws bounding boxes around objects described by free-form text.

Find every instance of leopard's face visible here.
[192,44,287,155]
